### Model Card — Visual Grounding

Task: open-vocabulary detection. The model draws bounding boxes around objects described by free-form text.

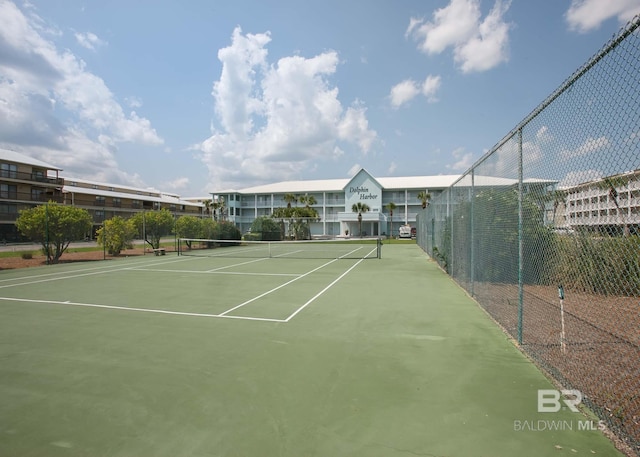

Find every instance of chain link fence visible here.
[417,16,640,455]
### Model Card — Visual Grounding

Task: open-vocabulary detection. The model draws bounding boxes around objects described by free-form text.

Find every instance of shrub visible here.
[21,252,33,260]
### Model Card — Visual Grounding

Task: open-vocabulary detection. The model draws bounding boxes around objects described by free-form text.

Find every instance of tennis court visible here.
[0,243,625,456]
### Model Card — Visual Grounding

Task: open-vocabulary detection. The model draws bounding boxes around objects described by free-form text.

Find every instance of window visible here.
[0,203,17,214]
[0,163,17,179]
[0,184,17,199]
[132,200,141,209]
[112,198,121,207]
[31,188,46,202]
[95,196,106,205]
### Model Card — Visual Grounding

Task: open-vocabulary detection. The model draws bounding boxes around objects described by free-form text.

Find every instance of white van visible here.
[398,225,412,238]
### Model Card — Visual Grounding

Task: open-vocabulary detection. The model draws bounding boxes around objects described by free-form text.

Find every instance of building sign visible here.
[349,185,378,201]
[344,169,382,212]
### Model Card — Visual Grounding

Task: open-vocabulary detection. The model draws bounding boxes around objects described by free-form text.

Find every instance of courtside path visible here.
[0,244,623,456]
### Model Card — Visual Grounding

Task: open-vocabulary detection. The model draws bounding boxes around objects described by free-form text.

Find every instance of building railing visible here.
[0,170,63,186]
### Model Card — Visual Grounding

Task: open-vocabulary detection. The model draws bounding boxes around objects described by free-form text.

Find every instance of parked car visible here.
[399,225,412,238]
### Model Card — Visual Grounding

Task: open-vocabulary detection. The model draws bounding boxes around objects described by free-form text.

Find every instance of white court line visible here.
[0,256,203,290]
[206,257,269,272]
[0,296,286,323]
[128,268,299,277]
[218,257,339,316]
[0,255,197,284]
[285,258,365,321]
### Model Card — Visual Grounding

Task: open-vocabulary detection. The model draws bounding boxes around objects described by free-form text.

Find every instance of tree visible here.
[351,202,370,237]
[385,201,396,239]
[131,209,175,250]
[175,215,205,249]
[202,199,212,219]
[272,206,319,240]
[212,197,226,221]
[16,202,92,264]
[96,216,136,256]
[601,176,630,236]
[299,193,317,208]
[250,216,282,240]
[283,193,297,208]
[417,190,432,209]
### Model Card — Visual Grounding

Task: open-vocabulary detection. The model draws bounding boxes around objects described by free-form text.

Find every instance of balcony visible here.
[0,170,64,186]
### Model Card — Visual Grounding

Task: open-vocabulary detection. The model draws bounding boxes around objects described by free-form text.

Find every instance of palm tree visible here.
[352,202,370,237]
[203,199,212,219]
[299,193,317,208]
[417,190,432,209]
[385,201,396,241]
[601,176,630,235]
[283,193,297,209]
[212,197,226,222]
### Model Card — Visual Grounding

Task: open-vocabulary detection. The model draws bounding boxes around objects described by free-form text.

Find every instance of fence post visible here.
[470,169,475,297]
[517,128,524,345]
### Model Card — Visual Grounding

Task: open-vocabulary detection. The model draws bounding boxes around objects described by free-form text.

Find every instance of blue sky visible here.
[1,0,639,197]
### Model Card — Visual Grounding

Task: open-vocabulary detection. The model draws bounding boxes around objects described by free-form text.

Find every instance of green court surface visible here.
[0,244,623,456]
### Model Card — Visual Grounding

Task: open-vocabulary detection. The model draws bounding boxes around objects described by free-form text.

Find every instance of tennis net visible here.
[177,238,382,260]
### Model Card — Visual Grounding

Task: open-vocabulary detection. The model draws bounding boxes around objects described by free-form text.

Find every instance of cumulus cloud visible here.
[74,31,107,51]
[166,177,190,190]
[195,27,378,190]
[560,136,610,159]
[407,0,512,73]
[0,0,162,184]
[447,147,475,171]
[565,0,640,33]
[389,75,441,108]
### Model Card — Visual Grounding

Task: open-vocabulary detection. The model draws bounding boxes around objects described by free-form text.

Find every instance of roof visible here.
[229,174,461,195]
[62,182,203,207]
[0,148,63,171]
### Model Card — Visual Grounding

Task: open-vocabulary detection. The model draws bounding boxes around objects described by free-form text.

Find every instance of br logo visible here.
[538,389,582,413]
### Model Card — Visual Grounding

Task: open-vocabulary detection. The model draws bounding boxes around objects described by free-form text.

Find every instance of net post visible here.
[377,237,382,259]
[177,238,181,256]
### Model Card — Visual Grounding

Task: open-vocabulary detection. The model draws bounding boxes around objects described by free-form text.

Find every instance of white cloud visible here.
[560,136,610,159]
[536,125,553,142]
[0,1,162,186]
[407,0,512,73]
[389,75,441,108]
[422,75,442,102]
[559,169,603,188]
[125,96,143,108]
[408,0,480,54]
[74,31,107,51]
[565,0,640,33]
[447,146,475,171]
[454,0,512,73]
[348,163,361,176]
[166,177,190,190]
[196,27,377,190]
[387,161,397,174]
[390,80,420,108]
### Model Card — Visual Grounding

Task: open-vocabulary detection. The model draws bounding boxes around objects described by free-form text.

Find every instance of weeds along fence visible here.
[417,16,640,455]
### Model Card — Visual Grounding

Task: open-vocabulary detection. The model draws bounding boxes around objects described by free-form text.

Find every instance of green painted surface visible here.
[0,245,624,456]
